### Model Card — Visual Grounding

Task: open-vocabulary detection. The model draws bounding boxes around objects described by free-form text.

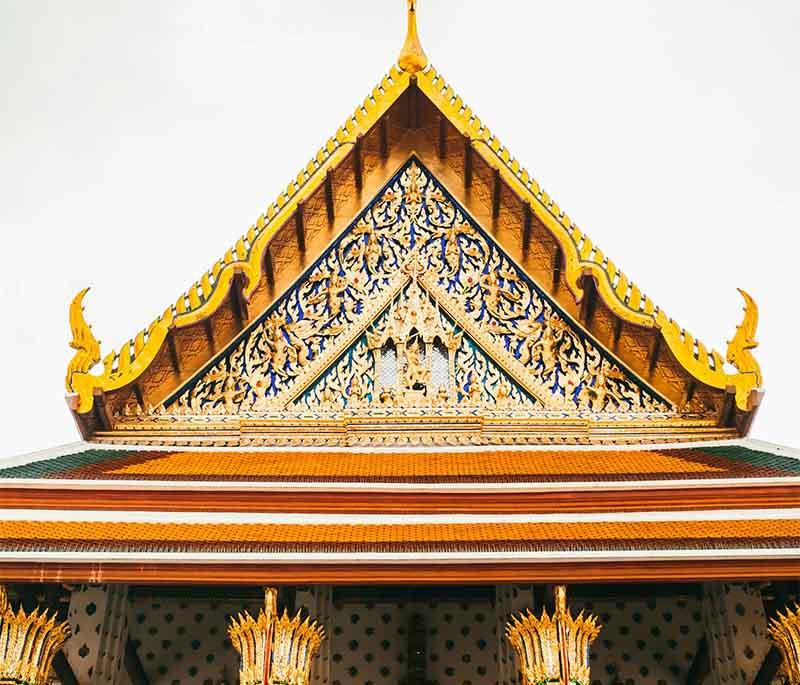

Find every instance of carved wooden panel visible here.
[155,159,670,419]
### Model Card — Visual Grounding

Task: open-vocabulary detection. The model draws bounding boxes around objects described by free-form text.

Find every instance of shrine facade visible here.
[1,3,798,685]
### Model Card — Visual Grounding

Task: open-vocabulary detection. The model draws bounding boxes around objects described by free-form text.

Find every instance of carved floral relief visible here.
[159,159,670,417]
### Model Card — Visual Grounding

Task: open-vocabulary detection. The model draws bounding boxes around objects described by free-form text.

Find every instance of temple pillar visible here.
[63,584,131,685]
[297,585,333,685]
[702,582,771,684]
[495,584,534,685]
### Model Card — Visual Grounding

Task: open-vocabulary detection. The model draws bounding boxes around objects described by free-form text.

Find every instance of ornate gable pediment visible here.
[295,276,540,412]
[148,159,669,424]
[67,54,762,444]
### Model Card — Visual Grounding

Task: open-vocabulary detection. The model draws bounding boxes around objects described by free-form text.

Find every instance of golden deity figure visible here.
[229,588,326,685]
[403,338,430,393]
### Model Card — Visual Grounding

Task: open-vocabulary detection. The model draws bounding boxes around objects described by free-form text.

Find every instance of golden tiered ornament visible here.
[228,588,326,685]
[506,586,601,685]
[769,604,800,684]
[0,585,70,685]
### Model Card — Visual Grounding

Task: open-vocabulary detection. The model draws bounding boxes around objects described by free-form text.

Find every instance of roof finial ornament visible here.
[398,0,428,74]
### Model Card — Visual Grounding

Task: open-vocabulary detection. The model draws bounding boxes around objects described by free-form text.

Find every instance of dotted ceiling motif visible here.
[128,595,260,685]
[63,586,721,685]
[576,596,705,685]
[329,600,495,685]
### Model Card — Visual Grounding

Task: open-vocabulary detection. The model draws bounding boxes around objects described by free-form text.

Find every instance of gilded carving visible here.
[162,160,668,417]
[398,0,428,74]
[66,288,102,388]
[768,603,800,684]
[506,587,601,685]
[411,163,668,413]
[0,585,71,685]
[727,288,762,388]
[418,66,762,409]
[296,278,539,411]
[66,288,108,412]
[229,588,325,685]
[66,46,761,417]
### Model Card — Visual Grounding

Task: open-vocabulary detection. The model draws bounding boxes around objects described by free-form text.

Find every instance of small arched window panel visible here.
[431,337,449,393]
[380,340,398,391]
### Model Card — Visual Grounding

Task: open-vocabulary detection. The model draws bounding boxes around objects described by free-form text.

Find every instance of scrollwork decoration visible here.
[162,160,669,417]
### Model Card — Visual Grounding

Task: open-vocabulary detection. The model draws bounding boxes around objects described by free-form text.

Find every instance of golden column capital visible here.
[769,604,800,684]
[0,585,70,685]
[229,587,325,685]
[506,586,601,685]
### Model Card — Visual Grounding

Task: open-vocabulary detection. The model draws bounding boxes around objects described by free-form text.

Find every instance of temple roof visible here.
[0,4,788,589]
[1,438,799,582]
[3,513,800,556]
[2,439,800,514]
[2,440,800,485]
[0,509,799,584]
[63,3,763,444]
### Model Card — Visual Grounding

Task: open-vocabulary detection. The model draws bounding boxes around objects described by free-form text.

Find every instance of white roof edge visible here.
[1,508,800,525]
[0,441,90,470]
[740,437,800,460]
[1,475,800,493]
[2,548,800,564]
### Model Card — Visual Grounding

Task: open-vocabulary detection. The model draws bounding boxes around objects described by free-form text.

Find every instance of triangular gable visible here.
[160,159,668,418]
[66,51,760,434]
[294,278,542,411]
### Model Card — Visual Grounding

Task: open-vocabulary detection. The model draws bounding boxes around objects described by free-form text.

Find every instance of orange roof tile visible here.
[110,449,724,478]
[4,518,800,553]
[4,444,797,483]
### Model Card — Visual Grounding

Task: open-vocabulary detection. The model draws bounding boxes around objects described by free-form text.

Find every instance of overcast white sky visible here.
[1,1,798,456]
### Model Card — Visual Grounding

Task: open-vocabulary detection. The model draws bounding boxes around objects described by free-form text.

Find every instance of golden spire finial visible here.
[398,0,427,74]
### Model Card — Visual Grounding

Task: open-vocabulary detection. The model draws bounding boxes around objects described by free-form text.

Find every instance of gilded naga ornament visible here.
[228,588,325,685]
[0,584,71,685]
[726,288,762,389]
[66,287,101,392]
[506,586,601,685]
[768,604,800,684]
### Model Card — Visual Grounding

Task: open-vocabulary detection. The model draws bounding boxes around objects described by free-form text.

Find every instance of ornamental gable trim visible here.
[138,160,668,424]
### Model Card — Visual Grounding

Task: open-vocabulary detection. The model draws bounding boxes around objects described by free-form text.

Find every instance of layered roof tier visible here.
[1,440,799,583]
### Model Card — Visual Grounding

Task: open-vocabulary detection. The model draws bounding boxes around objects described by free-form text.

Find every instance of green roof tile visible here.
[0,449,133,479]
[698,445,800,475]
